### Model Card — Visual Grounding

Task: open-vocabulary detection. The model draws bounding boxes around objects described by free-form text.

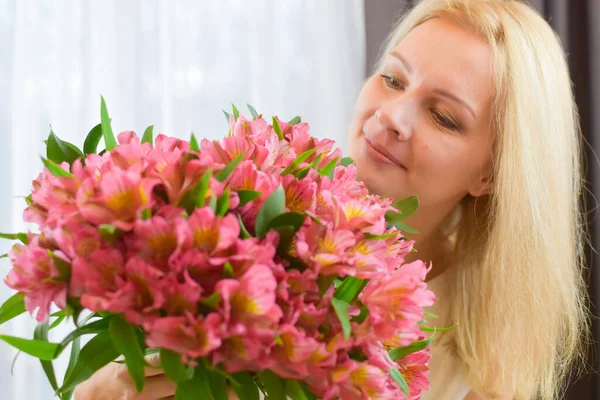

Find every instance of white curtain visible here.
[0,1,366,398]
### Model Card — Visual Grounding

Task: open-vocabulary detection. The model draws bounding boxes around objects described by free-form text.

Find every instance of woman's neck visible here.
[403,227,454,282]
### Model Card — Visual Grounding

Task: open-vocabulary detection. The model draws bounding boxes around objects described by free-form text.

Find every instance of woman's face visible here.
[349,18,494,210]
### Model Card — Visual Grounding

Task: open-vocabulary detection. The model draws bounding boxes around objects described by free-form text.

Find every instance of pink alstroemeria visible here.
[128,214,181,269]
[216,264,281,323]
[72,248,133,313]
[332,360,398,400]
[5,237,67,322]
[176,207,239,255]
[145,311,222,362]
[396,350,431,399]
[77,168,157,230]
[282,174,316,213]
[360,261,435,346]
[296,222,356,276]
[52,223,103,259]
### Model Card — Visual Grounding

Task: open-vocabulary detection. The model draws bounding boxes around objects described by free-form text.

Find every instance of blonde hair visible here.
[378,0,590,398]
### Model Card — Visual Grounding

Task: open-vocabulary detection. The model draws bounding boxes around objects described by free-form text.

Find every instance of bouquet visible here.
[0,98,442,399]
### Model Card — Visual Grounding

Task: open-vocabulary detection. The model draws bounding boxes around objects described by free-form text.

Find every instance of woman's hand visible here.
[73,353,177,400]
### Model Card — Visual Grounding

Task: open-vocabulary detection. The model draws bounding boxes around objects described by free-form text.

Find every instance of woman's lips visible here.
[364,137,407,169]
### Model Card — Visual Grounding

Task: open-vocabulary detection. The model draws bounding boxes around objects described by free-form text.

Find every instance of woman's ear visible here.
[468,175,494,197]
[468,164,494,197]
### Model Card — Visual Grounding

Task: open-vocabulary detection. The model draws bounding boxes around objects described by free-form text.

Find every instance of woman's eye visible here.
[432,110,462,132]
[380,74,405,90]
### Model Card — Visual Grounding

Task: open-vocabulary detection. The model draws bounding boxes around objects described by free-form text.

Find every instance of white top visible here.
[420,270,472,400]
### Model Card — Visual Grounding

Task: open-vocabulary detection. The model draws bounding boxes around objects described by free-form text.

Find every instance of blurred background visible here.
[0,0,597,398]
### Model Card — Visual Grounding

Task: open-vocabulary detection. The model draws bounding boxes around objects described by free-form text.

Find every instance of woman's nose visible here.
[374,98,416,142]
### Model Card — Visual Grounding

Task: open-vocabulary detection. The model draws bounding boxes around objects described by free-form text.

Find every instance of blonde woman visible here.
[75,0,590,399]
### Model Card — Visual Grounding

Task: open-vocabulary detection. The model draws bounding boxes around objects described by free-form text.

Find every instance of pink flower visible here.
[157,274,203,316]
[230,115,272,145]
[128,214,182,270]
[331,360,398,400]
[109,131,154,171]
[283,174,316,213]
[145,311,222,361]
[5,237,67,322]
[176,207,239,254]
[77,169,157,230]
[201,136,268,169]
[396,350,431,399]
[154,134,190,153]
[52,223,103,259]
[169,248,221,293]
[73,248,133,313]
[296,222,356,276]
[216,264,281,323]
[123,257,166,325]
[360,261,435,346]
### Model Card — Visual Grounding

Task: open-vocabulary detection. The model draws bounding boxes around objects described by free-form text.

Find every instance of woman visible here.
[74,0,590,398]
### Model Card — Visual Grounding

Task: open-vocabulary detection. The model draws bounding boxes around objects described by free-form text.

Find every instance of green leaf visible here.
[215,152,245,182]
[331,297,352,340]
[207,368,228,400]
[175,364,211,400]
[390,196,419,220]
[46,130,83,165]
[109,315,146,392]
[58,330,120,394]
[55,318,111,357]
[216,188,231,217]
[61,336,81,400]
[420,322,458,332]
[0,232,29,244]
[247,104,259,119]
[318,156,339,177]
[334,276,367,303]
[98,224,123,245]
[179,169,212,214]
[141,208,152,220]
[288,116,301,126]
[340,157,354,167]
[11,351,21,375]
[48,251,71,281]
[34,322,59,391]
[0,334,59,360]
[257,370,286,400]
[142,125,154,146]
[424,311,439,320]
[222,261,234,278]
[285,380,315,400]
[237,214,252,238]
[232,104,240,120]
[255,185,285,237]
[100,96,118,151]
[0,293,26,326]
[351,306,369,324]
[25,194,33,206]
[200,292,221,310]
[190,133,200,152]
[208,194,218,212]
[267,212,305,233]
[237,190,261,206]
[280,148,317,176]
[308,153,323,170]
[272,117,284,140]
[386,218,419,234]
[389,332,435,361]
[160,348,193,382]
[41,157,73,178]
[304,210,323,225]
[390,367,410,396]
[363,232,398,240]
[83,123,103,155]
[49,315,66,331]
[230,372,260,400]
[223,110,231,122]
